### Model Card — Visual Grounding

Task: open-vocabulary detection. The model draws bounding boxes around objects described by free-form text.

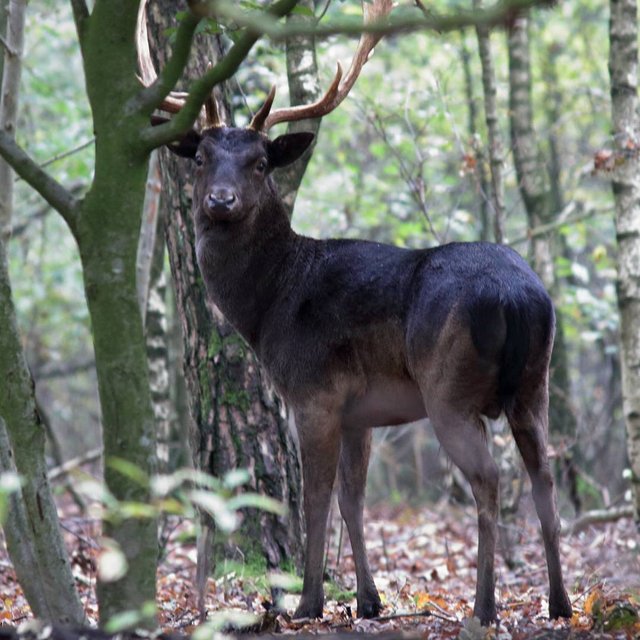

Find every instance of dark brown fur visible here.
[167,125,572,625]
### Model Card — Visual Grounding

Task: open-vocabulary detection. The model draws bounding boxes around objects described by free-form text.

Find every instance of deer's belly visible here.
[342,377,426,428]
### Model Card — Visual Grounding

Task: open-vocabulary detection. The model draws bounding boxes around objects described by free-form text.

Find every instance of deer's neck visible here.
[195,196,304,346]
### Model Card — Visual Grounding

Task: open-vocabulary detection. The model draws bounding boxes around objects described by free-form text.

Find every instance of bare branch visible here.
[0,130,80,233]
[0,33,17,57]
[565,505,634,535]
[48,447,102,482]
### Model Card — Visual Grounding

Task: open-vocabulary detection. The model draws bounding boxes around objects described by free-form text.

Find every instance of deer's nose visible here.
[205,188,237,212]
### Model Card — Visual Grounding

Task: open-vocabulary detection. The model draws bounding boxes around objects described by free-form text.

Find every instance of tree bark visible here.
[608,0,640,522]
[0,0,85,624]
[473,0,506,243]
[459,32,491,242]
[0,237,86,624]
[138,152,172,471]
[507,16,576,443]
[0,0,26,237]
[144,3,305,604]
[277,0,323,216]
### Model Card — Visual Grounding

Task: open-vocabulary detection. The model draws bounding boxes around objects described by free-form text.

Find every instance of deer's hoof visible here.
[293,598,324,620]
[549,593,572,620]
[357,595,382,619]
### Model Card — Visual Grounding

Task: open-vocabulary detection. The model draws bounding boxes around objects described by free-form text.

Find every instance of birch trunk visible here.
[473,0,506,243]
[459,33,490,241]
[507,16,576,442]
[608,0,640,521]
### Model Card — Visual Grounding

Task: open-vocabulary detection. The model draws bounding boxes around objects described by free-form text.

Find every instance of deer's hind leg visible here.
[425,397,501,624]
[507,381,572,620]
[337,427,381,618]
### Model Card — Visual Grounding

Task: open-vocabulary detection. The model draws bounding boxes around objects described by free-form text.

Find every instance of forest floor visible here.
[1,495,639,639]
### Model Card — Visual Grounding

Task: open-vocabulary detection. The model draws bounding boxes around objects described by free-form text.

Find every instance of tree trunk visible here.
[144,3,304,599]
[138,152,172,471]
[473,0,506,243]
[73,1,161,622]
[459,32,491,242]
[0,0,26,237]
[0,0,85,623]
[608,0,640,522]
[507,16,576,444]
[0,237,86,624]
[277,0,323,215]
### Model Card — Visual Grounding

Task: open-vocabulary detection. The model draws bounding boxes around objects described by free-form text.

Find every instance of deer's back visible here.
[257,239,553,419]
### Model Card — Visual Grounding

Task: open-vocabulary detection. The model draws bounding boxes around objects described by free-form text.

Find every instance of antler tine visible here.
[261,0,392,132]
[262,63,343,131]
[248,85,277,132]
[136,0,188,114]
[203,62,225,128]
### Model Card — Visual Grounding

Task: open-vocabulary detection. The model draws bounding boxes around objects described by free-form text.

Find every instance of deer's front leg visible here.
[338,427,381,618]
[293,406,341,620]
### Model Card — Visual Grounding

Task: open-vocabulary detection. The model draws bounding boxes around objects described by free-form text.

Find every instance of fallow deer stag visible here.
[141,1,573,625]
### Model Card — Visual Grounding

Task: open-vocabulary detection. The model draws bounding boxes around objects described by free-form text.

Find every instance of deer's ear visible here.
[166,129,202,159]
[268,132,315,168]
[151,115,202,159]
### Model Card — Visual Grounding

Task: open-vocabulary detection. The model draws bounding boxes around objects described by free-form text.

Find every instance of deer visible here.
[141,0,573,626]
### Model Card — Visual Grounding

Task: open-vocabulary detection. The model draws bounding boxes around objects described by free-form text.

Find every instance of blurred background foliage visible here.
[7,0,625,514]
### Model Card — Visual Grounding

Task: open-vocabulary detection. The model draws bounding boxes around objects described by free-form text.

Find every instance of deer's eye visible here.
[255,158,268,174]
[195,154,204,167]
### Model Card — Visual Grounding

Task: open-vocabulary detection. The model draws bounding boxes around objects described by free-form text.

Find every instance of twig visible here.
[508,205,611,246]
[48,447,103,482]
[0,33,18,57]
[566,504,634,535]
[13,139,93,183]
[40,138,94,171]
[0,129,80,233]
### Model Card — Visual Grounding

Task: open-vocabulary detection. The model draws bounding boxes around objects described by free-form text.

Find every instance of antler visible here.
[136,0,223,127]
[251,0,393,132]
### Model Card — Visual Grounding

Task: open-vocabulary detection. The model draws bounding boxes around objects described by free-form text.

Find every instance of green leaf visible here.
[107,457,150,488]
[227,493,287,516]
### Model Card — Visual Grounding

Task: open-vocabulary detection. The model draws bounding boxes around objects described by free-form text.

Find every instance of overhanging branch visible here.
[140,0,299,150]
[205,0,553,40]
[132,8,201,115]
[0,130,81,233]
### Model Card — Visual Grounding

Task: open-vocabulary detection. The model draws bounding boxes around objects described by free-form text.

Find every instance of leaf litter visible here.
[1,496,639,639]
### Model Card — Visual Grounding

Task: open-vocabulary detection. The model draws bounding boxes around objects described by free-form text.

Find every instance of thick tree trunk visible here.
[75,1,160,622]
[507,16,576,443]
[145,4,304,598]
[78,159,158,623]
[608,0,640,522]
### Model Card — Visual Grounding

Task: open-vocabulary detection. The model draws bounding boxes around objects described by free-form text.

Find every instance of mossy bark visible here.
[145,5,304,596]
[0,237,86,624]
[609,0,640,522]
[73,1,159,623]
